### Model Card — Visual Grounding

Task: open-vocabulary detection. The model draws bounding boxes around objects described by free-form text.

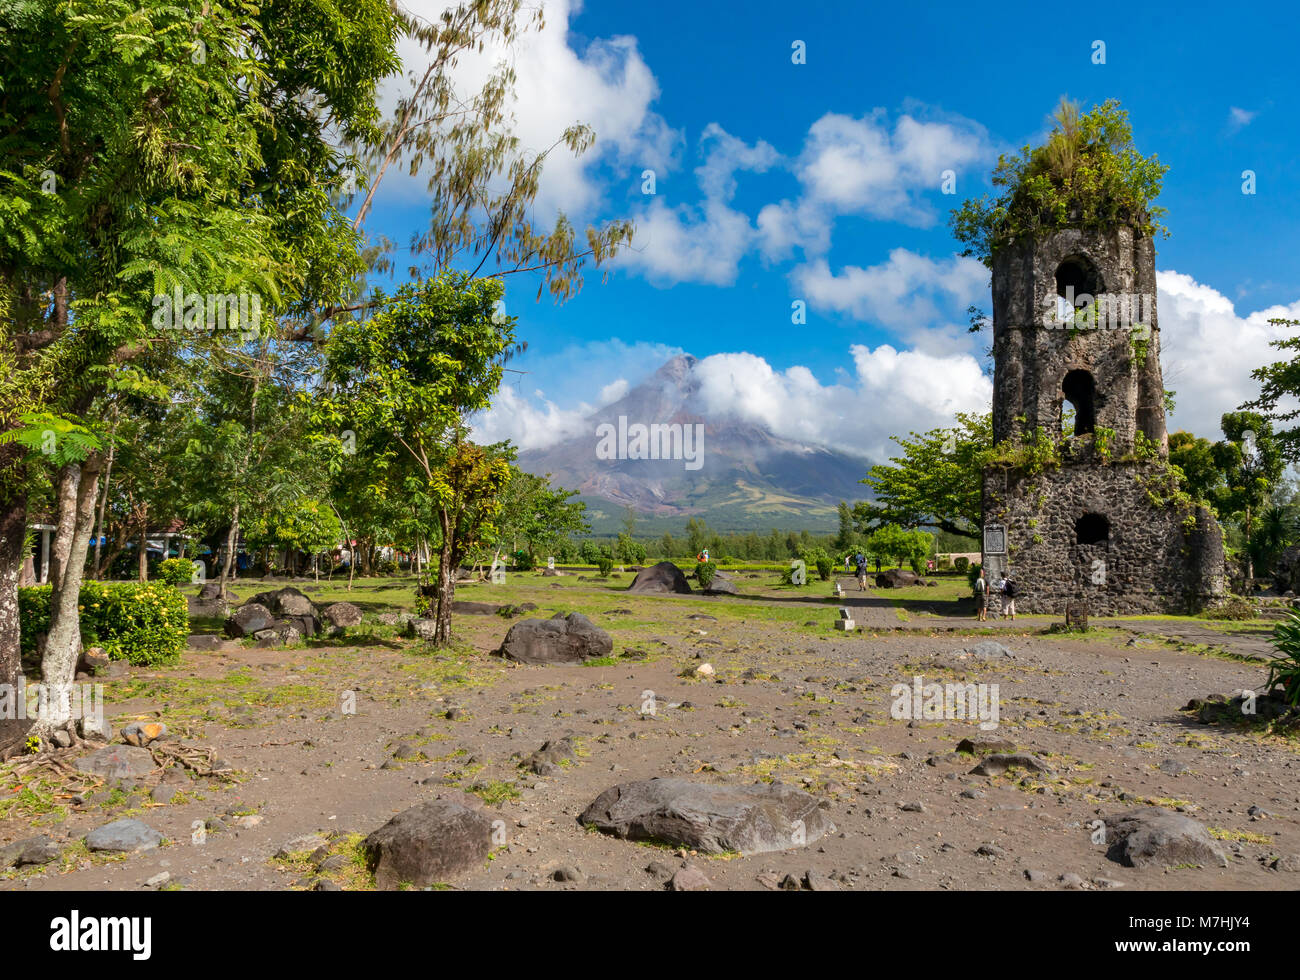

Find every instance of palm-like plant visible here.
[1267,609,1300,705]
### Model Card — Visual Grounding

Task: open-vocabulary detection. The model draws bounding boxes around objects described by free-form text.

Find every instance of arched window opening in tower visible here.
[1062,369,1096,436]
[1054,255,1103,322]
[1076,512,1110,546]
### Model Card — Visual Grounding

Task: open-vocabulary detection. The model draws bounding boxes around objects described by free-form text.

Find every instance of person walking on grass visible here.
[974,568,988,621]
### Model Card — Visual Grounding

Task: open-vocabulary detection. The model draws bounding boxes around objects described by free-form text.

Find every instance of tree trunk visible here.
[37,456,101,733]
[219,505,239,587]
[0,481,27,692]
[433,510,455,646]
[137,515,148,582]
[91,439,115,578]
[48,461,80,593]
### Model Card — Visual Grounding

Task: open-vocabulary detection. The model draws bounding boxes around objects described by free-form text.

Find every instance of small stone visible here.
[121,721,168,747]
[1271,854,1300,872]
[803,869,839,891]
[144,872,171,888]
[85,818,162,854]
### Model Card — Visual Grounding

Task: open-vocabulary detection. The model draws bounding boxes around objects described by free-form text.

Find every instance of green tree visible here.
[496,467,589,565]
[1168,431,1224,506]
[834,500,856,553]
[858,412,991,537]
[1215,412,1284,579]
[867,525,931,570]
[1246,318,1300,461]
[951,98,1168,267]
[318,272,515,646]
[0,0,397,739]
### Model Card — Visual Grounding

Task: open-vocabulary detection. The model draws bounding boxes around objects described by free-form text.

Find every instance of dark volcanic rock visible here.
[225,602,276,638]
[75,745,156,780]
[1102,809,1228,868]
[0,835,60,870]
[628,561,693,595]
[362,800,494,889]
[494,613,612,665]
[579,778,833,855]
[248,586,315,617]
[85,818,162,854]
[703,571,740,596]
[527,736,577,776]
[197,582,233,602]
[875,568,920,589]
[970,753,1053,776]
[321,601,363,629]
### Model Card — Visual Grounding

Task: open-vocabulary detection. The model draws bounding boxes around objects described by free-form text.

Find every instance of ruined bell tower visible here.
[980,226,1225,616]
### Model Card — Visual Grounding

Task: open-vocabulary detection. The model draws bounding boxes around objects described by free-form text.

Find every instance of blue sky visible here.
[365,0,1300,460]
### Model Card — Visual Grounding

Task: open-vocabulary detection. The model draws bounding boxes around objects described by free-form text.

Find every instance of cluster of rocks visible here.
[224,586,362,647]
[354,777,832,890]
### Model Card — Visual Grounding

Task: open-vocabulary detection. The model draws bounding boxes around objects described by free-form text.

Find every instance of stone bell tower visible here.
[980,226,1225,616]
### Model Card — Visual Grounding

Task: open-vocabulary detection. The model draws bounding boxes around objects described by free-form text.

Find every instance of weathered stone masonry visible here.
[980,226,1225,615]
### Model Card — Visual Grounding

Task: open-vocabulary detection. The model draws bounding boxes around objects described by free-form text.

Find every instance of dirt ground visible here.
[2,571,1296,891]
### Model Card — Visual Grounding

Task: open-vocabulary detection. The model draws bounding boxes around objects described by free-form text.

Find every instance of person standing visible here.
[1002,575,1018,620]
[855,553,869,591]
[973,568,988,621]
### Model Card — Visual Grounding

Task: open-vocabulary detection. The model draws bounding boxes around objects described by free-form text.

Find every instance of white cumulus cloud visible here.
[1158,271,1300,439]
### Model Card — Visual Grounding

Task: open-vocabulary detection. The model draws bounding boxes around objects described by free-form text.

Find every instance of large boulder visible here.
[875,568,920,589]
[321,601,363,630]
[74,745,156,780]
[362,800,494,889]
[628,561,693,595]
[494,613,612,665]
[85,818,162,854]
[0,835,60,870]
[1102,809,1228,868]
[225,602,276,638]
[579,778,834,855]
[249,586,316,617]
[702,570,739,596]
[405,619,438,642]
[197,582,233,602]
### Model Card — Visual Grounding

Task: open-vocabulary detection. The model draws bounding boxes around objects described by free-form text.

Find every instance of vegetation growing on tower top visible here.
[950,99,1170,266]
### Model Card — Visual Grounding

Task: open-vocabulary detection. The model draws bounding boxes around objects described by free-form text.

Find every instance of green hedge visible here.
[19,581,188,666]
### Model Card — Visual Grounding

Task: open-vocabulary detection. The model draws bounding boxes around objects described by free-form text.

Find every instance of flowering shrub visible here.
[157,557,195,587]
[19,581,188,666]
